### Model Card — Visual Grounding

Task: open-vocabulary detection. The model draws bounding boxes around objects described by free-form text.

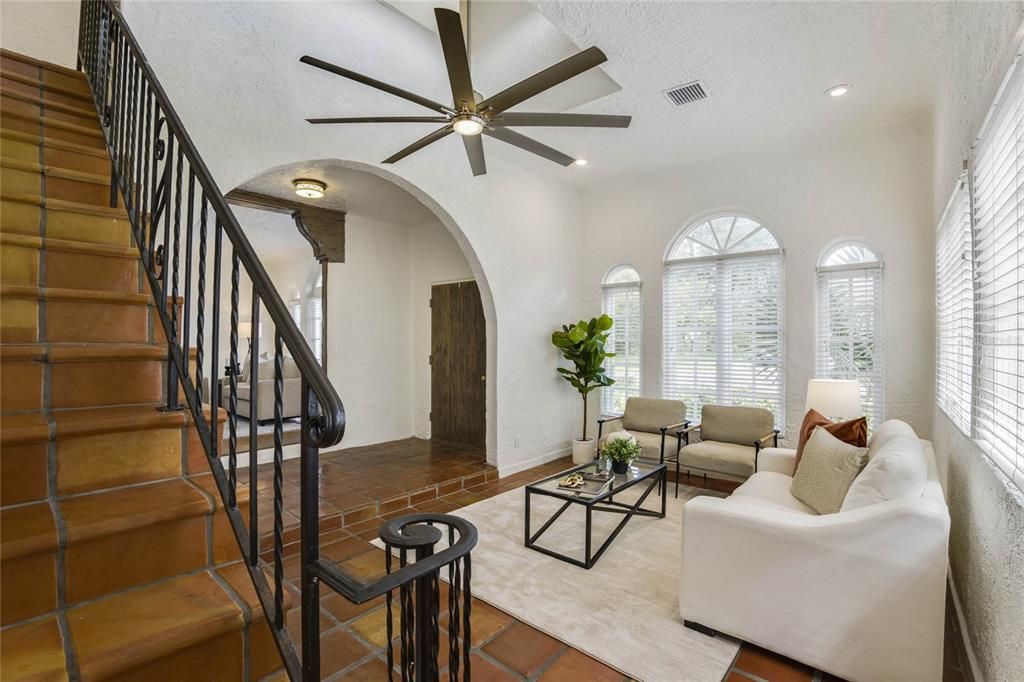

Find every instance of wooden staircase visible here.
[1,50,290,681]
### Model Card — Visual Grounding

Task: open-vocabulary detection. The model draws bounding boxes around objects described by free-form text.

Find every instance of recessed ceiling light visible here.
[574,159,588,166]
[826,84,851,98]
[293,179,326,199]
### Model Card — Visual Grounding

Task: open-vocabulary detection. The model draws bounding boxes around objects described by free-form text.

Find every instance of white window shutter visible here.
[602,283,642,415]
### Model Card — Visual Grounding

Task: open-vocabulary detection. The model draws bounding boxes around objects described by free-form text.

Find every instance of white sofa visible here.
[679,420,950,682]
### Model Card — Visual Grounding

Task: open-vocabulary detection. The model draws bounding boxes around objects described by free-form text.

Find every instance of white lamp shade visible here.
[805,379,862,419]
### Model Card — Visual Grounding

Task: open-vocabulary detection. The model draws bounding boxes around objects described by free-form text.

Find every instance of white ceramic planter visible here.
[571,438,596,464]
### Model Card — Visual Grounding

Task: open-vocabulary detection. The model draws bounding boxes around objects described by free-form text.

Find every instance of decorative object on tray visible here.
[603,431,642,474]
[556,472,613,496]
[552,315,616,464]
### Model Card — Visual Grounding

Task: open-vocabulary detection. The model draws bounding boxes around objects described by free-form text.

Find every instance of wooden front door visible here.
[430,281,486,448]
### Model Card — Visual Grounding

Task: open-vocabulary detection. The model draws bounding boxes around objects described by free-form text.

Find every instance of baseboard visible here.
[497,446,570,477]
[948,570,983,682]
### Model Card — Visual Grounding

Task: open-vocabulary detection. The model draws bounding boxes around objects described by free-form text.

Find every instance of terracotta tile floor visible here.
[259,450,968,681]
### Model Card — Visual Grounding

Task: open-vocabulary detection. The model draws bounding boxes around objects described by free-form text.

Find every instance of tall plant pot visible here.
[572,438,596,465]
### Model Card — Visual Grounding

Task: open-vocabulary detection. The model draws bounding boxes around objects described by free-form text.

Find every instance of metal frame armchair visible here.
[673,404,779,496]
[596,397,688,495]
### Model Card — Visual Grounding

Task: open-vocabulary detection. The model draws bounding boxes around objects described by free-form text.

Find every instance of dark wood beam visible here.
[225,189,346,263]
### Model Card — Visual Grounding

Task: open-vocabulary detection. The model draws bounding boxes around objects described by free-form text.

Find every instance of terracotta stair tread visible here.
[1,48,89,79]
[189,472,253,511]
[0,405,192,446]
[1,109,104,137]
[1,128,111,159]
[0,616,68,681]
[217,561,296,621]
[0,411,49,444]
[0,499,58,559]
[1,192,127,219]
[1,87,99,121]
[0,343,166,362]
[2,155,110,185]
[0,69,93,103]
[0,231,138,259]
[66,570,245,681]
[60,478,214,545]
[0,284,153,305]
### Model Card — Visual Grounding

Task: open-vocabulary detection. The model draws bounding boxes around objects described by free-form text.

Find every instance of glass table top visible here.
[527,459,664,502]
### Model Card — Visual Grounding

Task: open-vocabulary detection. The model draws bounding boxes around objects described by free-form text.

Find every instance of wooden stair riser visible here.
[1,199,131,246]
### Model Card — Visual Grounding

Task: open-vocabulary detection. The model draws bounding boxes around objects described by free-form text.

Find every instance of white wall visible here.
[410,220,475,439]
[929,6,1024,681]
[578,120,934,440]
[1,0,79,68]
[116,0,583,473]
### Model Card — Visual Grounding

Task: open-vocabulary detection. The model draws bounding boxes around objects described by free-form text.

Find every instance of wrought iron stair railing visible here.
[76,2,477,679]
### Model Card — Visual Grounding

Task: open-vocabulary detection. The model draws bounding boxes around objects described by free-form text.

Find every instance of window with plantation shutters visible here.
[663,215,785,431]
[971,52,1023,488]
[816,242,884,429]
[602,265,642,415]
[307,271,323,362]
[935,178,973,435]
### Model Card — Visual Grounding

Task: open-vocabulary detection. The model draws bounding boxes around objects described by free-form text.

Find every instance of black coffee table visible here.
[524,460,666,569]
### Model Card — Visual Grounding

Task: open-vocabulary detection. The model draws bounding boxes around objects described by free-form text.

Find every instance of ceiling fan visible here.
[300,7,630,176]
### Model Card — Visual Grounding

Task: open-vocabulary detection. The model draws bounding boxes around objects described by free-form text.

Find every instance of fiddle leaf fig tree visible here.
[551,314,616,441]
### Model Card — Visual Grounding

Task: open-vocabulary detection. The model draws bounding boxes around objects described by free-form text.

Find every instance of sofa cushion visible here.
[622,398,686,434]
[794,409,867,470]
[841,436,927,511]
[731,471,817,515]
[700,405,774,446]
[790,426,868,514]
[867,419,917,458]
[679,440,756,478]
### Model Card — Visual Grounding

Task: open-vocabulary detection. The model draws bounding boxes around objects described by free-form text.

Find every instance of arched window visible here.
[663,214,785,429]
[601,265,642,415]
[816,241,884,427]
[307,269,323,362]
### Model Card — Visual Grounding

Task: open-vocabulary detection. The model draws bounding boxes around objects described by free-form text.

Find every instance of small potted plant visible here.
[603,431,642,474]
[551,315,615,464]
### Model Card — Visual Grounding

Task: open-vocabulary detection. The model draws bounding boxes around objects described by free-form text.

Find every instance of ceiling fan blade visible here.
[493,113,631,128]
[462,134,486,176]
[307,116,450,124]
[300,55,453,115]
[382,126,454,164]
[477,47,607,115]
[483,127,575,166]
[435,8,476,112]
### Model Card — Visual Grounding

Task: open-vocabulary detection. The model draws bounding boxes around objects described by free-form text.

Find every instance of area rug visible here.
[377,483,740,681]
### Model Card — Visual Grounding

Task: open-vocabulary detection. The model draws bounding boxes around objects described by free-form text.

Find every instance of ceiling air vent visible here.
[663,80,708,106]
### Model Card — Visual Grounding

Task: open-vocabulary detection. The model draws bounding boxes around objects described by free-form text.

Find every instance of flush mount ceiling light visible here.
[293,179,326,199]
[299,8,631,177]
[826,84,852,98]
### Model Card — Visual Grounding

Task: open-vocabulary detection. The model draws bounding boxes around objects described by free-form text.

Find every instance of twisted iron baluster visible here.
[386,547,394,681]
[273,333,285,628]
[209,219,222,458]
[194,194,207,394]
[171,146,183,342]
[248,291,260,565]
[182,169,195,381]
[448,527,461,682]
[228,248,240,509]
[462,554,472,681]
[400,549,411,682]
[139,90,151,250]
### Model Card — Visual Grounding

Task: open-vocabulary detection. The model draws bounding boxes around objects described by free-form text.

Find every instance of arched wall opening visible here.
[225,158,499,464]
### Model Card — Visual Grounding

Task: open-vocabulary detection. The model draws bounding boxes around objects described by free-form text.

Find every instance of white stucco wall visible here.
[117,0,582,472]
[578,121,935,441]
[929,6,1024,681]
[0,0,80,68]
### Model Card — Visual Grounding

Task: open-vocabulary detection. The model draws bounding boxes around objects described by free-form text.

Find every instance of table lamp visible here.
[805,379,862,421]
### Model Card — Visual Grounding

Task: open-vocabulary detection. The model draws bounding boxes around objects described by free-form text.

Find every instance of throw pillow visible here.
[866,419,917,458]
[794,409,868,470]
[841,435,927,511]
[791,426,869,514]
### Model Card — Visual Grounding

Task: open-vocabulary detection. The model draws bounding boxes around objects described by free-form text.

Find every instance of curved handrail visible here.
[311,513,478,603]
[98,0,344,448]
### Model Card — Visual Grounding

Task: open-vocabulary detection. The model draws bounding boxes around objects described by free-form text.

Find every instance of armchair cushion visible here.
[700,404,774,445]
[622,397,686,434]
[601,429,666,461]
[679,440,756,478]
[731,471,817,514]
[790,426,868,514]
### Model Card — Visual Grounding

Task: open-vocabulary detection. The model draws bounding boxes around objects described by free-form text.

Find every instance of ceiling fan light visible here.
[293,179,326,199]
[826,84,851,98]
[452,115,484,136]
[574,159,588,166]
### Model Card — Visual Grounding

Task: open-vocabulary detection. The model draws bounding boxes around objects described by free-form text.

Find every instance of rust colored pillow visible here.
[793,409,868,470]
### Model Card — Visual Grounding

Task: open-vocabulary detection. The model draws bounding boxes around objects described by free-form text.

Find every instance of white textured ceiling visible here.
[237,161,436,226]
[307,1,958,186]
